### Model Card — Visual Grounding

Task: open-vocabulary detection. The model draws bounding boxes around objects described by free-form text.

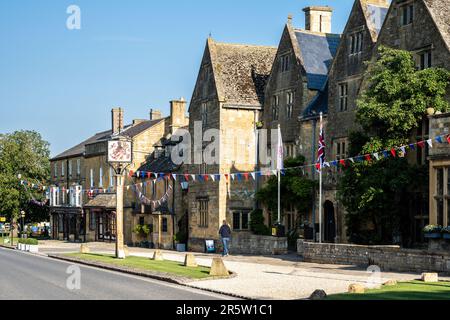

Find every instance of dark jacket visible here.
[219,224,232,238]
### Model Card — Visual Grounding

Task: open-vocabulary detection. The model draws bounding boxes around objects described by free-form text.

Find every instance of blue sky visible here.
[0,0,355,156]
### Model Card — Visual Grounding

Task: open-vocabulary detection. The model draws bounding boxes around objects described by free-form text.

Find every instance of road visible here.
[0,248,231,300]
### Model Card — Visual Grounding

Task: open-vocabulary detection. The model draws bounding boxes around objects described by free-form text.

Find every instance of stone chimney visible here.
[111,107,124,135]
[169,97,187,133]
[303,6,333,33]
[149,109,162,120]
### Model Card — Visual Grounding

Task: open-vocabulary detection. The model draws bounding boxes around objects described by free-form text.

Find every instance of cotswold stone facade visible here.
[186,38,276,251]
[49,101,188,249]
[262,7,340,239]
[325,0,390,243]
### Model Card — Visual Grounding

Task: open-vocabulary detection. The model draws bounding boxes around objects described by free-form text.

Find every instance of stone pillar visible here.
[115,174,126,259]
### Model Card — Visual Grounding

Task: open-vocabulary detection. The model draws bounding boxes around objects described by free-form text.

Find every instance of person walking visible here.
[219,220,232,257]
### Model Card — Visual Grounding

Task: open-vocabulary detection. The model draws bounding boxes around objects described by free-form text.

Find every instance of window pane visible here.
[233,212,241,230]
[437,168,444,195]
[437,199,444,226]
[242,213,249,230]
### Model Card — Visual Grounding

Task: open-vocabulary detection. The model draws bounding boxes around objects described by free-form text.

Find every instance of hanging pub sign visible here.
[108,140,132,163]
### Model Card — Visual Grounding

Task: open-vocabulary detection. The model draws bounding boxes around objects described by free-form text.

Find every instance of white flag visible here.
[276,126,284,171]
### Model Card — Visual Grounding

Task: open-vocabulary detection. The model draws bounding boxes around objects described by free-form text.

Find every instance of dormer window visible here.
[201,102,208,127]
[400,4,414,26]
[349,32,363,55]
[280,55,290,73]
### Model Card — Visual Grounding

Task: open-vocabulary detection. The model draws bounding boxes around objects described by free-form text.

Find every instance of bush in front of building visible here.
[18,238,38,245]
[250,209,271,236]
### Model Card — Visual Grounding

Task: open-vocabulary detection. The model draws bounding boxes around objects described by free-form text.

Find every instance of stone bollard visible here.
[209,257,229,276]
[421,273,439,283]
[309,289,327,300]
[151,250,164,261]
[348,284,365,294]
[184,254,198,267]
[383,280,398,286]
[80,244,90,254]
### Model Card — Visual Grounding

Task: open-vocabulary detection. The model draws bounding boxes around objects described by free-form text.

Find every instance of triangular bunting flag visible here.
[426,139,433,148]
[436,136,444,144]
[373,153,379,161]
[418,141,425,148]
[251,172,256,180]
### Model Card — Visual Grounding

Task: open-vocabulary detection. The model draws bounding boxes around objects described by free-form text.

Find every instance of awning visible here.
[84,194,117,209]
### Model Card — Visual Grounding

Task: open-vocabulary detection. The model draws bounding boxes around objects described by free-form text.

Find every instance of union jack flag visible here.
[316,116,325,171]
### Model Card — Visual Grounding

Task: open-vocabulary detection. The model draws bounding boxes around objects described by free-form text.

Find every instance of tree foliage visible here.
[256,156,316,225]
[338,46,450,245]
[0,130,51,222]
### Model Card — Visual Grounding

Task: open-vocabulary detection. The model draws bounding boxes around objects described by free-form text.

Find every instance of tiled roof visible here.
[51,130,112,160]
[136,155,181,174]
[302,83,329,119]
[424,0,450,50]
[51,119,163,161]
[365,4,389,38]
[120,119,164,138]
[84,193,116,209]
[294,30,340,91]
[210,39,277,106]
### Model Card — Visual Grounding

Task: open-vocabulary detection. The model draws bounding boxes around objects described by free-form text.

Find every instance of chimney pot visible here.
[303,6,333,33]
[111,108,124,135]
[149,109,162,120]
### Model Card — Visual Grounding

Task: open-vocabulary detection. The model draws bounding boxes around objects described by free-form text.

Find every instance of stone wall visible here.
[298,240,450,273]
[231,233,288,255]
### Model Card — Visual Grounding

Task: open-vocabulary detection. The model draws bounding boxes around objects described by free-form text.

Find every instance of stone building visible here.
[49,100,188,247]
[186,37,277,251]
[323,0,449,244]
[428,113,450,229]
[262,6,340,236]
[324,0,390,243]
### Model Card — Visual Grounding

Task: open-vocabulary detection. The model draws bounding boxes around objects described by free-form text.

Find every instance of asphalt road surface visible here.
[0,247,231,300]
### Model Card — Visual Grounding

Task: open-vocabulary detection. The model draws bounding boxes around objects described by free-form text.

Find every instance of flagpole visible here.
[319,112,323,244]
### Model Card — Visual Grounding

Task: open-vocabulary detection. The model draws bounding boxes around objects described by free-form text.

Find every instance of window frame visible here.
[232,210,251,231]
[272,95,279,121]
[198,198,209,228]
[286,91,294,120]
[338,83,348,112]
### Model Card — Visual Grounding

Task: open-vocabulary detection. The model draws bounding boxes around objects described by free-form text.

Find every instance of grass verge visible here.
[65,253,211,279]
[327,281,450,300]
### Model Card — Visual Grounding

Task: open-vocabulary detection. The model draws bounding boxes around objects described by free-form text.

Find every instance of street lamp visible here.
[20,211,26,238]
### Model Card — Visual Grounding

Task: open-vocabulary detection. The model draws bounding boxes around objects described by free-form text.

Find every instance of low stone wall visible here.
[298,240,450,274]
[231,233,288,255]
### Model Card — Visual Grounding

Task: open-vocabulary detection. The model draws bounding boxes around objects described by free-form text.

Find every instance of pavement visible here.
[36,240,432,300]
[0,247,232,300]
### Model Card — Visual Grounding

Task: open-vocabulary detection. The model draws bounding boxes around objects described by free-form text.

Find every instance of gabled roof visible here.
[423,0,450,50]
[208,39,277,106]
[360,1,390,42]
[51,119,164,161]
[293,30,341,90]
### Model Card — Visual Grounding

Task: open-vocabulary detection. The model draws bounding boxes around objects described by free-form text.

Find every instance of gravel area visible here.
[39,240,425,300]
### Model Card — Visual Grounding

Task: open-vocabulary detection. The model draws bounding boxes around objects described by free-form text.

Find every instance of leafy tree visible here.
[0,130,51,223]
[256,155,316,226]
[338,46,450,245]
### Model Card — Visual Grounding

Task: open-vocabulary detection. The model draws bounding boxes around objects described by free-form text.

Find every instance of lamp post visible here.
[21,211,26,239]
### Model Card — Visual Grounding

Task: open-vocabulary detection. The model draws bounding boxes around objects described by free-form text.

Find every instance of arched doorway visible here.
[324,201,336,243]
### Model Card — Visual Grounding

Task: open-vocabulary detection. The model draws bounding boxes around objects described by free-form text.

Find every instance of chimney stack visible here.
[170,97,187,134]
[111,107,124,135]
[149,109,162,120]
[303,6,333,33]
